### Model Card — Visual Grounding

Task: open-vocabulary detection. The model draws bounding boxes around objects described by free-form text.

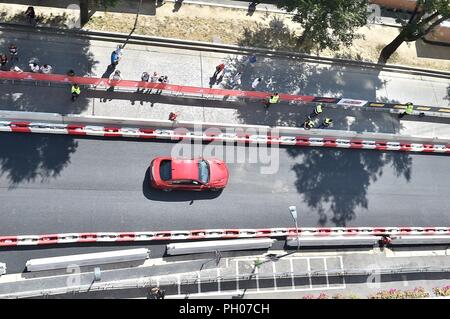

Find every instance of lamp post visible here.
[289,205,300,251]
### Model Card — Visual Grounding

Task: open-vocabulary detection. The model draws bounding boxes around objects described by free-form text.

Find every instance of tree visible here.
[79,0,120,26]
[378,0,450,64]
[277,0,369,52]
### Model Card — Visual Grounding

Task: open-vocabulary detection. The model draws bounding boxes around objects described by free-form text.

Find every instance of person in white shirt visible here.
[230,72,242,87]
[40,64,52,74]
[251,77,262,90]
[29,62,40,73]
[110,70,122,81]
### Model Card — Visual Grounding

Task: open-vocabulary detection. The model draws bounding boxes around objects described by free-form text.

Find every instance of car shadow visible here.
[142,168,223,202]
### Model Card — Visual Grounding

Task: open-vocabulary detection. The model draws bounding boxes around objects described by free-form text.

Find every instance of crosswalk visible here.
[165,255,346,298]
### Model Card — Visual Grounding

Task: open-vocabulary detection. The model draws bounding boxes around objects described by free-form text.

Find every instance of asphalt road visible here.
[1,133,450,272]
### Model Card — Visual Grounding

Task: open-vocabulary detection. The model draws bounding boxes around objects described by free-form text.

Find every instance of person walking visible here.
[156,75,168,94]
[71,83,81,102]
[110,50,120,67]
[29,62,40,73]
[264,92,280,109]
[150,71,159,83]
[9,44,18,64]
[25,6,36,26]
[110,70,122,81]
[168,111,180,122]
[310,103,323,118]
[398,102,414,119]
[303,117,315,130]
[230,72,242,87]
[137,71,149,93]
[213,63,225,78]
[0,54,8,70]
[40,64,53,74]
[251,77,262,90]
[318,118,333,129]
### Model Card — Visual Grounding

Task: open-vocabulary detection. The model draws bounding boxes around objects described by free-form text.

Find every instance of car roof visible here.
[171,159,200,181]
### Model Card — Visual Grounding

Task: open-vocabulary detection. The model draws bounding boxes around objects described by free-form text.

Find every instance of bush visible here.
[369,287,429,299]
[433,285,450,297]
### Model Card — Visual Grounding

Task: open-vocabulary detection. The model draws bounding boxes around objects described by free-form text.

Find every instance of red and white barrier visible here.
[1,227,450,247]
[1,120,449,154]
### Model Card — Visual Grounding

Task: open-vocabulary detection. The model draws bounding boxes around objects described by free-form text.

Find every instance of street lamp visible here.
[289,205,300,251]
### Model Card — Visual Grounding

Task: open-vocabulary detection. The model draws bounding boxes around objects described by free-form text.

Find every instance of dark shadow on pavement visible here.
[173,0,184,12]
[142,168,223,202]
[0,133,78,188]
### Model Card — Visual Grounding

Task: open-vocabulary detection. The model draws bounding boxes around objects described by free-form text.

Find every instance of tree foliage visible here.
[277,0,369,52]
[378,0,450,63]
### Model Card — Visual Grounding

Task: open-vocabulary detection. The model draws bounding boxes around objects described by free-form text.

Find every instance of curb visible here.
[1,23,449,80]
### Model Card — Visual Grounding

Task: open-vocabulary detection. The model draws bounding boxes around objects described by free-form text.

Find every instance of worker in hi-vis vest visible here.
[71,83,81,102]
[310,103,323,118]
[264,92,280,109]
[398,102,414,119]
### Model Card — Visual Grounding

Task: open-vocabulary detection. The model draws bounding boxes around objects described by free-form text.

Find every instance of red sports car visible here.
[150,157,229,191]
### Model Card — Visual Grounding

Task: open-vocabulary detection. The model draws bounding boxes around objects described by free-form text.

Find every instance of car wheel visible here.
[210,188,221,192]
[162,188,172,192]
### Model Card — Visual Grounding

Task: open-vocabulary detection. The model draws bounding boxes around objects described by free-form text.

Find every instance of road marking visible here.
[438,108,450,113]
[306,258,312,289]
[235,260,239,292]
[324,258,329,288]
[339,256,346,289]
[394,105,406,109]
[289,258,295,290]
[217,268,221,292]
[272,261,278,291]
[416,107,431,111]
[177,274,181,295]
[197,271,201,294]
[255,264,259,292]
[166,285,344,299]
[369,103,385,107]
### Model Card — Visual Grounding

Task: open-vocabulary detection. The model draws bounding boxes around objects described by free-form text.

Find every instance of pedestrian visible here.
[110,50,120,67]
[168,111,180,122]
[213,63,225,78]
[25,6,36,26]
[303,117,315,130]
[251,77,262,90]
[149,287,165,299]
[9,44,18,64]
[115,45,124,59]
[230,72,242,87]
[10,65,23,73]
[67,69,76,76]
[156,75,168,94]
[309,103,323,118]
[0,54,8,70]
[319,118,333,129]
[264,92,280,109]
[40,64,53,74]
[150,71,159,83]
[378,235,391,249]
[29,62,40,73]
[110,70,122,81]
[71,83,81,102]
[398,102,414,119]
[137,71,150,93]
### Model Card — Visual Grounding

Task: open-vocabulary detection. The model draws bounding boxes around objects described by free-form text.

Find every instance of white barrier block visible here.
[391,235,450,245]
[286,236,379,247]
[84,126,106,136]
[166,238,275,255]
[0,263,6,276]
[308,137,324,147]
[26,248,150,271]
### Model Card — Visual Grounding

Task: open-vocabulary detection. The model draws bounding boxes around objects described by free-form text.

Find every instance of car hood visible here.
[208,159,229,185]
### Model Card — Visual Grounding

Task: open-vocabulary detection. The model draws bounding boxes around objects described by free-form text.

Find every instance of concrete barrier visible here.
[25,248,150,271]
[0,263,6,276]
[166,238,276,255]
[286,236,380,247]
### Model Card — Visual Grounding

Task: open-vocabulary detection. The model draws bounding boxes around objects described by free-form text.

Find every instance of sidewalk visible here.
[1,29,449,139]
[2,247,450,299]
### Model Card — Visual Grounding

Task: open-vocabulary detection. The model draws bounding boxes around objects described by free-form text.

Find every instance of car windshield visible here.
[198,160,209,184]
[159,160,172,181]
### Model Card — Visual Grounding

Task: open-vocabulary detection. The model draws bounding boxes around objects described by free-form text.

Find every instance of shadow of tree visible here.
[0,27,97,186]
[0,133,78,189]
[287,148,412,226]
[233,16,414,226]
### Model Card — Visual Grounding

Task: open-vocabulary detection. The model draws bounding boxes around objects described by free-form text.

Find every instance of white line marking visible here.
[339,256,346,289]
[235,260,239,292]
[225,258,229,268]
[197,271,201,294]
[289,258,295,290]
[324,258,330,288]
[177,274,181,295]
[272,261,278,291]
[255,264,259,292]
[156,276,160,288]
[306,258,312,289]
[165,286,344,299]
[217,268,221,292]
